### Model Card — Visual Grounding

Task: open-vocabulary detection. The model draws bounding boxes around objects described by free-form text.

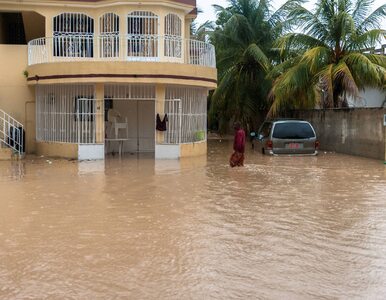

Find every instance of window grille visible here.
[100,13,119,58]
[165,14,182,59]
[36,84,102,144]
[53,13,94,57]
[127,11,159,59]
[165,86,208,144]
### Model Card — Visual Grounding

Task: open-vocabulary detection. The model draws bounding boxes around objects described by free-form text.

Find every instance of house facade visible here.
[0,0,217,160]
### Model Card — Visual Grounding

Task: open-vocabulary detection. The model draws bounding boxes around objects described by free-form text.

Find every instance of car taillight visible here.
[266,140,273,149]
[315,140,320,149]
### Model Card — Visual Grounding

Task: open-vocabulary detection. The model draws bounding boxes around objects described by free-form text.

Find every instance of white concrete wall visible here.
[348,87,386,108]
[155,144,180,159]
[78,144,104,160]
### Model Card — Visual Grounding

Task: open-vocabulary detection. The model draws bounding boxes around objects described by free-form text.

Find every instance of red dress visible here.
[230,129,245,167]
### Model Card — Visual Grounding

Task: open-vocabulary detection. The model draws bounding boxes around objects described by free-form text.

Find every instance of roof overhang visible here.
[0,0,196,14]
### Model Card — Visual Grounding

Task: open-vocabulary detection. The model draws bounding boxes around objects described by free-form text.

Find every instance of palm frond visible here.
[276,33,329,56]
[267,56,302,79]
[243,43,271,72]
[316,64,334,107]
[268,62,312,115]
[333,61,360,98]
[288,5,329,40]
[364,53,386,68]
[358,4,386,32]
[300,46,332,73]
[343,52,383,87]
[352,0,373,26]
[212,66,238,105]
[347,29,385,50]
[268,0,305,34]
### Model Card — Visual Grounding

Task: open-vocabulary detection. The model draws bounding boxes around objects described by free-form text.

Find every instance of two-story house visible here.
[0,0,217,160]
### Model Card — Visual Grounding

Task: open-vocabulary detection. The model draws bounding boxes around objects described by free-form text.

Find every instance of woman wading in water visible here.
[230,122,246,167]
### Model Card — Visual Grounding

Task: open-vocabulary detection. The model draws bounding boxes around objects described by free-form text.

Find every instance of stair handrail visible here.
[0,109,24,156]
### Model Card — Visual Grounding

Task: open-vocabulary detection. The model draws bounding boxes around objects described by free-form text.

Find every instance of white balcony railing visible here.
[28,35,216,68]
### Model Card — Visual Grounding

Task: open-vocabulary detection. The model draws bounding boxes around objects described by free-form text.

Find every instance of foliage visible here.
[209,0,302,132]
[269,0,386,115]
[191,20,215,42]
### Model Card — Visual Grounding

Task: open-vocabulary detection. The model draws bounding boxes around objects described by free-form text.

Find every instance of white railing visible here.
[28,35,216,67]
[0,109,24,156]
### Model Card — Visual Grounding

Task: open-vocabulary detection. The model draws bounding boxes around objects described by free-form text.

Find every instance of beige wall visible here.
[0,1,193,39]
[0,45,35,153]
[180,141,207,157]
[21,12,45,42]
[27,61,217,89]
[36,142,78,159]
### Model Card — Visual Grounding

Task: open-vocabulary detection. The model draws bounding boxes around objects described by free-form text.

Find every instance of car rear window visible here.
[272,122,315,139]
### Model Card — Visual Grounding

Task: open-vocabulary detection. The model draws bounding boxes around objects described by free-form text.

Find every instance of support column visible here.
[184,18,192,64]
[158,12,165,62]
[121,11,127,60]
[95,83,105,144]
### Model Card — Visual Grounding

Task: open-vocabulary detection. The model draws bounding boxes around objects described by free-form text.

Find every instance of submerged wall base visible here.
[36,142,78,159]
[78,144,104,160]
[36,142,105,160]
[155,141,207,159]
[36,141,207,160]
[180,141,207,157]
[155,144,180,159]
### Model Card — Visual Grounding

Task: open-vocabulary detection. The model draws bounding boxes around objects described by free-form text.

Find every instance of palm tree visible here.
[191,20,214,42]
[209,0,302,131]
[269,0,386,114]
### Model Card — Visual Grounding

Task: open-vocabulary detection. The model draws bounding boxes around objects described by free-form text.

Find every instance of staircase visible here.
[0,109,25,160]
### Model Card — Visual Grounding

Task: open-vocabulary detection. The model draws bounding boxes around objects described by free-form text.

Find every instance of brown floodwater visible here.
[1,140,386,299]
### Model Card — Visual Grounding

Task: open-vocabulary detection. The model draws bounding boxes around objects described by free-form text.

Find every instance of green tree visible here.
[209,0,301,131]
[269,0,386,114]
[209,0,301,129]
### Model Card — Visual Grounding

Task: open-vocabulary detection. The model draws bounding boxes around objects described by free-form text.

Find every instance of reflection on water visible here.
[0,161,25,181]
[1,140,386,299]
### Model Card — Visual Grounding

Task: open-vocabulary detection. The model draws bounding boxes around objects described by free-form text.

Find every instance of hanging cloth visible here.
[156,113,168,131]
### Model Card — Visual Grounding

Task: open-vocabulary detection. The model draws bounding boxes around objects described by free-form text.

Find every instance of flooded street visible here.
[1,140,386,299]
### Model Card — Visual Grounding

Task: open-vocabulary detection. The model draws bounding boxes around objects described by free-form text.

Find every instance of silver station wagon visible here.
[254,119,319,155]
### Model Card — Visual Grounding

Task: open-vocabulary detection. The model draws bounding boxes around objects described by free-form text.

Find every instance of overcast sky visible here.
[196,0,386,30]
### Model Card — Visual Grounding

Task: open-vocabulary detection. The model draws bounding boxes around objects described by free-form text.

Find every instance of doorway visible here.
[104,84,156,155]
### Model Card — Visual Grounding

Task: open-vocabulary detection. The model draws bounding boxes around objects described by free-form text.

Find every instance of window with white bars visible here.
[53,13,94,57]
[165,86,208,144]
[127,11,159,58]
[100,13,120,58]
[164,13,182,58]
[36,85,102,144]
[165,14,181,37]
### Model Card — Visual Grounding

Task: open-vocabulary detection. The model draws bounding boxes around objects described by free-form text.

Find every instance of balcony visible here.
[28,35,216,68]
